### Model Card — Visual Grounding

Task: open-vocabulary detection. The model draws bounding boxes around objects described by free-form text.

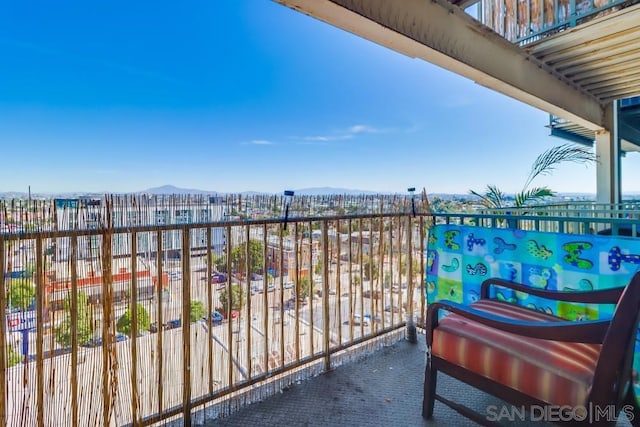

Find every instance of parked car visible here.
[81,337,101,348]
[81,333,128,348]
[211,272,228,284]
[164,319,182,330]
[363,313,382,324]
[283,281,295,289]
[384,304,403,313]
[204,310,224,324]
[351,314,370,326]
[363,290,382,299]
[166,270,181,281]
[43,347,72,358]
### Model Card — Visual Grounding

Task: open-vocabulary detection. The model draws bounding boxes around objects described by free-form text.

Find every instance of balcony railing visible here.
[479,0,633,44]
[1,195,638,426]
[1,195,430,427]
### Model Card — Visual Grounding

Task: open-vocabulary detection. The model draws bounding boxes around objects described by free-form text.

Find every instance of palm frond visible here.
[469,185,506,209]
[522,144,596,191]
[514,187,554,207]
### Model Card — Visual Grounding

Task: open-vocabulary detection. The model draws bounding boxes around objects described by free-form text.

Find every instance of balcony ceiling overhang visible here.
[275,0,640,135]
[525,4,640,105]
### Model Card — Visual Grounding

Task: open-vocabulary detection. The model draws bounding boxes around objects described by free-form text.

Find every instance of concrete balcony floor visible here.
[203,333,634,427]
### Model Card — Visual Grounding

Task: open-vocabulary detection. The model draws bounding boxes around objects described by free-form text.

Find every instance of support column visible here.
[596,101,621,205]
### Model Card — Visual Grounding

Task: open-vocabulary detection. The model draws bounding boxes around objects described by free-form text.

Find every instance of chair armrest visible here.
[426,300,610,346]
[481,277,623,304]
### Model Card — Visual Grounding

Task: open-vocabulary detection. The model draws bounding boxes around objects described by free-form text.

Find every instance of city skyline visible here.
[2,1,640,196]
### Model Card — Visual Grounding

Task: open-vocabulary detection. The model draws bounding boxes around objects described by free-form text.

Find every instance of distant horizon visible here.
[3,184,640,198]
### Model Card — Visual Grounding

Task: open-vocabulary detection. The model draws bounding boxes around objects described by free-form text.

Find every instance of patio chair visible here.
[422,272,640,426]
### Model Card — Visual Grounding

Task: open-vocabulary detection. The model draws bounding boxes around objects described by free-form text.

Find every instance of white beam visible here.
[275,0,606,131]
[596,102,621,204]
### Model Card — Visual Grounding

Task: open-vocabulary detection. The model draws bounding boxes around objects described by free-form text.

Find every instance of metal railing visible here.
[2,196,639,426]
[479,0,635,44]
[1,202,428,427]
[478,201,640,235]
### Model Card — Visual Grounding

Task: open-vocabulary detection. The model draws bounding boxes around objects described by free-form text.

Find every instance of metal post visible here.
[406,216,417,344]
[322,221,331,370]
[0,234,5,427]
[181,230,192,426]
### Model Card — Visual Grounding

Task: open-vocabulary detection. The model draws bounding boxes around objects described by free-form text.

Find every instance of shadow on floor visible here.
[200,333,632,427]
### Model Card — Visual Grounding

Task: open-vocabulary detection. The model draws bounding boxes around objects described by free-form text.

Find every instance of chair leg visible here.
[623,387,640,427]
[422,357,437,419]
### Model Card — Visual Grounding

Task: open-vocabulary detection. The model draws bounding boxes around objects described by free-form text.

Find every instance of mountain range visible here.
[0,185,387,198]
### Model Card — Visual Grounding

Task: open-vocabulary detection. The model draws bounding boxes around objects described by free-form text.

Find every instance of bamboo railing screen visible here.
[480,0,625,42]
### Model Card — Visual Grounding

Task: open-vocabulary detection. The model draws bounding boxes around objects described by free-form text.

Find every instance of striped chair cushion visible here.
[431,299,601,407]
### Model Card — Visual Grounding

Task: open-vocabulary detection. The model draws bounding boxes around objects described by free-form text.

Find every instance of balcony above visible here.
[479,0,640,150]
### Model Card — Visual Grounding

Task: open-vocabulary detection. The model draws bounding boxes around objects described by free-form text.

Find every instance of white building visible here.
[52,196,227,260]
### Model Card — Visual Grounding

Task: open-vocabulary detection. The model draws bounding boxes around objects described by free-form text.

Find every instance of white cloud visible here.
[291,123,387,145]
[303,136,330,142]
[348,124,379,134]
[249,140,274,145]
[303,134,352,142]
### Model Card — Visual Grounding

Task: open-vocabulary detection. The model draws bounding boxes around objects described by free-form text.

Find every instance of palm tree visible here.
[469,144,597,208]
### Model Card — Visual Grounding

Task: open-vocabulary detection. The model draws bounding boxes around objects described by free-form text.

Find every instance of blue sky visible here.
[1,0,638,195]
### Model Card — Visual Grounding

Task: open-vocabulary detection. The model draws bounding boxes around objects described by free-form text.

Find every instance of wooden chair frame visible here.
[422,272,640,426]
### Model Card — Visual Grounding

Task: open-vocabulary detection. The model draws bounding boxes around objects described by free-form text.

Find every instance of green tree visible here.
[339,222,350,235]
[6,345,21,367]
[297,276,313,299]
[470,144,596,208]
[116,303,151,336]
[314,259,323,276]
[231,240,264,275]
[353,275,361,287]
[400,258,422,279]
[209,253,227,272]
[7,279,36,310]
[190,300,206,323]
[55,292,94,347]
[362,256,379,281]
[219,284,245,312]
[23,263,35,278]
[384,271,392,287]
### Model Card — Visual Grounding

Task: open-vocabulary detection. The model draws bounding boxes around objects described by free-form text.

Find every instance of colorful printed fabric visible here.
[425,224,640,401]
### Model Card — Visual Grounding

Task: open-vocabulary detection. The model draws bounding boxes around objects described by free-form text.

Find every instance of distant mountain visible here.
[293,187,384,196]
[140,186,383,196]
[0,191,29,198]
[239,191,270,196]
[141,185,216,195]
